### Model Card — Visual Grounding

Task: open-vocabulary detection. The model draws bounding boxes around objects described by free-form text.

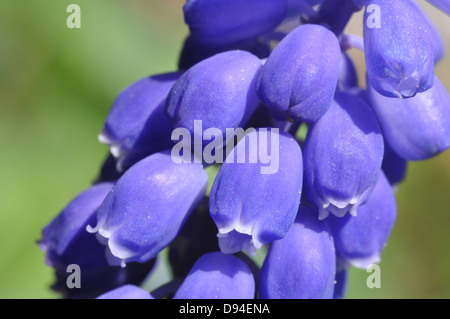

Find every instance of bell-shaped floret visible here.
[304,92,384,219]
[209,129,303,255]
[257,24,341,123]
[87,151,208,266]
[259,205,336,299]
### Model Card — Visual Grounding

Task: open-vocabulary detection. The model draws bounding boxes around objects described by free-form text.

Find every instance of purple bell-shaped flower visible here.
[87,151,208,266]
[363,0,435,98]
[209,129,303,255]
[259,204,336,299]
[304,92,384,219]
[257,24,341,123]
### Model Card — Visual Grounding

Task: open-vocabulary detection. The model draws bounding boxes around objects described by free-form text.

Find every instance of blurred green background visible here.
[0,0,449,299]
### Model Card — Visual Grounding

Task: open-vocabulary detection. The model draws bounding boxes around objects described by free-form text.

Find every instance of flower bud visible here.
[209,129,303,255]
[328,172,397,269]
[363,0,435,98]
[39,183,155,298]
[257,24,341,123]
[183,0,288,48]
[173,252,255,299]
[259,205,336,299]
[166,50,262,150]
[87,151,208,266]
[99,72,182,171]
[303,92,384,219]
[368,75,450,160]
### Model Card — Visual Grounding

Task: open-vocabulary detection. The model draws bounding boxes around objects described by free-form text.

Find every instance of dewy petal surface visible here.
[257,24,341,122]
[173,252,255,299]
[209,129,303,255]
[363,0,435,98]
[87,151,208,265]
[259,205,336,299]
[304,92,384,219]
[368,75,450,160]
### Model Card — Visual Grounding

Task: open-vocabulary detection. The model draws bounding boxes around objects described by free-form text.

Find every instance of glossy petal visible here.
[257,24,341,122]
[328,172,396,269]
[96,285,153,299]
[209,129,303,255]
[259,205,336,299]
[304,92,384,219]
[183,0,288,47]
[363,0,435,98]
[99,73,182,171]
[368,75,450,160]
[87,151,208,266]
[173,252,255,299]
[166,50,262,148]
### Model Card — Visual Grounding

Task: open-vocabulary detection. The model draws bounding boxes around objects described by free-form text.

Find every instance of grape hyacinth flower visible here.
[209,129,303,255]
[39,183,157,298]
[98,72,182,172]
[257,24,341,122]
[368,75,450,161]
[41,0,450,300]
[165,50,262,156]
[173,252,255,299]
[363,0,435,98]
[259,205,336,299]
[328,172,397,269]
[303,92,384,219]
[87,151,208,266]
[183,0,288,48]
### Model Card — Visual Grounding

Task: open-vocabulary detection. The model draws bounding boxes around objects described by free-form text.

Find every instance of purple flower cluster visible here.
[39,0,450,299]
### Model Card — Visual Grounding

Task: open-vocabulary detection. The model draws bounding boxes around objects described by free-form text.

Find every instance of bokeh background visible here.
[0,0,449,299]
